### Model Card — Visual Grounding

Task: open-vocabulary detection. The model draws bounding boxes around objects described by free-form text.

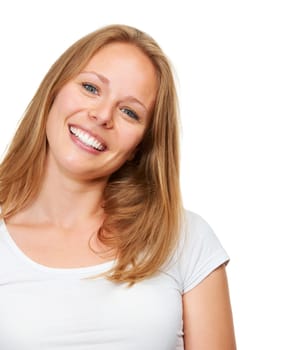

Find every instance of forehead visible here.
[87,41,152,64]
[84,42,156,81]
[82,42,158,108]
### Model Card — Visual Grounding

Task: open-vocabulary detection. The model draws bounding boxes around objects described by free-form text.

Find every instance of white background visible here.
[0,1,288,348]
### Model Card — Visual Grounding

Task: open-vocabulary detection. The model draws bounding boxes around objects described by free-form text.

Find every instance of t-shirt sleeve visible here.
[178,210,230,294]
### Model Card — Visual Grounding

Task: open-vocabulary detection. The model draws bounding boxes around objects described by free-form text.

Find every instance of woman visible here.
[0,24,236,349]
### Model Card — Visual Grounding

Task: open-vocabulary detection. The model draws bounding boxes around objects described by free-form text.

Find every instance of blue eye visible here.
[121,108,139,121]
[82,83,99,94]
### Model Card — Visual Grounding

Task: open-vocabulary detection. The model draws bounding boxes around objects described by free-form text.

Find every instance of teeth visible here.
[69,126,105,151]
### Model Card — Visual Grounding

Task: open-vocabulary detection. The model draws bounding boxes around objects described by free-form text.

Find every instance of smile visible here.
[69,126,106,151]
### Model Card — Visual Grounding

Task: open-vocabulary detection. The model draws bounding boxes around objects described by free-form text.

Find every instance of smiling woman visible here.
[45,42,157,181]
[0,25,236,349]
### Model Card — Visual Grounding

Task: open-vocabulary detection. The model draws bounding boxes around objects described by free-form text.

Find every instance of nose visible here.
[88,103,114,128]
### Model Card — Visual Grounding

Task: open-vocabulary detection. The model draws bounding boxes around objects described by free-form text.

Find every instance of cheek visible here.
[122,129,146,152]
[51,85,82,117]
[45,97,71,143]
[122,132,146,161]
[45,103,63,140]
[45,110,56,138]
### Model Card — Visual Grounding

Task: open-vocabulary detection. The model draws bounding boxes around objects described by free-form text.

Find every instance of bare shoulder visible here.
[182,264,237,350]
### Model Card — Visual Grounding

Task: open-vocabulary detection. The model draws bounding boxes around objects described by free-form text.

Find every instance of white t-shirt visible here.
[0,210,229,350]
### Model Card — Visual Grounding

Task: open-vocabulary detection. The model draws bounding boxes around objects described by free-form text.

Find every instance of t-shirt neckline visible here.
[0,217,115,276]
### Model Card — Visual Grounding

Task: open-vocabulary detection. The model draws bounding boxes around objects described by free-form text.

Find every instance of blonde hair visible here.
[0,24,182,284]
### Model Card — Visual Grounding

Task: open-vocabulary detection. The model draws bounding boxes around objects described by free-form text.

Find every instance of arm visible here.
[183,264,236,350]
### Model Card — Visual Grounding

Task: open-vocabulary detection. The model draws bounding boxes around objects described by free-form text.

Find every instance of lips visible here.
[69,126,106,151]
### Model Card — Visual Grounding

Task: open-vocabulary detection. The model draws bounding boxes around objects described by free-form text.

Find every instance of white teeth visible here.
[69,126,105,151]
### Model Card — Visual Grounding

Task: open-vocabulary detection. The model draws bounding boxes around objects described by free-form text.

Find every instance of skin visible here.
[46,42,157,183]
[183,265,237,349]
[5,42,236,348]
[6,42,158,266]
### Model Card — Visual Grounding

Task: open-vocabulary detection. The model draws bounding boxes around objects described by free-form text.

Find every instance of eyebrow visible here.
[81,71,149,113]
[122,96,148,113]
[82,71,110,85]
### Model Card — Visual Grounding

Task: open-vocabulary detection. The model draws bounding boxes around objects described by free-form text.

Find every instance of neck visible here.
[20,162,108,230]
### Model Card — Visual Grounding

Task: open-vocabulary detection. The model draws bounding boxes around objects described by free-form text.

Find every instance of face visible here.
[46,42,158,182]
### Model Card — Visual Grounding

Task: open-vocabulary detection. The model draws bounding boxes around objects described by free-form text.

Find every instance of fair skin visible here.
[6,42,236,349]
[183,265,237,349]
[6,42,158,266]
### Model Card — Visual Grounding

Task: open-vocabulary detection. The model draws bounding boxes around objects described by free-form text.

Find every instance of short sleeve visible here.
[177,210,229,294]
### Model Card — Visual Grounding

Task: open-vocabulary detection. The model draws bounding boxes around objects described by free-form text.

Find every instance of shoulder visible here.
[182,209,214,237]
[181,210,227,255]
[178,209,227,254]
[164,209,229,294]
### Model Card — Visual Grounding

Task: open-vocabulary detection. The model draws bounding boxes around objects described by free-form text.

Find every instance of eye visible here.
[82,83,99,95]
[120,108,140,121]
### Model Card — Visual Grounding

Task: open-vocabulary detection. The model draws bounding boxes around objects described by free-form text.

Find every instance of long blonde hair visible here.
[0,24,182,283]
